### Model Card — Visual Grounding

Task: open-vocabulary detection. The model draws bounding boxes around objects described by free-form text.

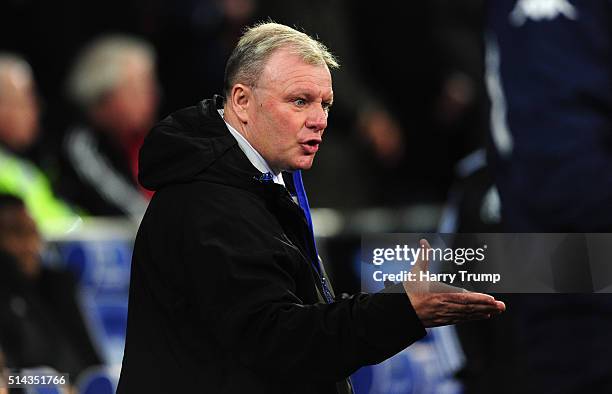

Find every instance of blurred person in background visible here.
[0,193,102,383]
[57,34,159,219]
[486,0,612,392]
[352,0,490,206]
[0,53,77,235]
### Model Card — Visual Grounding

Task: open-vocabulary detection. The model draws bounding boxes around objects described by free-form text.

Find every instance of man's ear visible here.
[229,84,251,124]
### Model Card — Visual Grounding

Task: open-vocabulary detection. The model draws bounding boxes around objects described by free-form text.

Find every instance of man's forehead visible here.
[283,82,334,99]
[1,66,31,89]
[260,49,332,86]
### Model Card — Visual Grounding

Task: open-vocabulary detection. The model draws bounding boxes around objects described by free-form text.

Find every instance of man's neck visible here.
[221,106,248,140]
[219,106,284,184]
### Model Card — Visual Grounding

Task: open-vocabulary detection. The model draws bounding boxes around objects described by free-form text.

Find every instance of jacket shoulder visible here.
[144,181,286,256]
[156,99,223,136]
[152,181,269,224]
[157,104,204,132]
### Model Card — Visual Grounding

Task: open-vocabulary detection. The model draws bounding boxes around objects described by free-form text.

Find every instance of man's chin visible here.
[291,157,315,171]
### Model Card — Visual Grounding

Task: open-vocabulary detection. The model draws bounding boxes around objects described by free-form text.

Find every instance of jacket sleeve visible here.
[184,192,426,382]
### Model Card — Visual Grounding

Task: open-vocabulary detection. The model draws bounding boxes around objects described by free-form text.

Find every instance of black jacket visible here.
[57,123,148,219]
[116,96,426,394]
[0,251,102,378]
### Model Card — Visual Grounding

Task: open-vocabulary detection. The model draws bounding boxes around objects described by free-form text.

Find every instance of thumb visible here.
[411,238,431,274]
[405,238,431,294]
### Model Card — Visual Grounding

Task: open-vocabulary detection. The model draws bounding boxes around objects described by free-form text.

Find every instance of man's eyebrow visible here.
[285,88,315,97]
[286,89,334,102]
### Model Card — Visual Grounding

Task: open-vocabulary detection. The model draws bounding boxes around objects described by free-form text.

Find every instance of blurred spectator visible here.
[0,194,102,381]
[0,54,37,152]
[428,0,488,158]
[57,35,159,219]
[488,0,612,232]
[486,0,612,392]
[0,53,77,235]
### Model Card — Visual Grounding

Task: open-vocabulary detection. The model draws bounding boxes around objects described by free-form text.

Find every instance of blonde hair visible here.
[66,34,155,109]
[224,22,339,95]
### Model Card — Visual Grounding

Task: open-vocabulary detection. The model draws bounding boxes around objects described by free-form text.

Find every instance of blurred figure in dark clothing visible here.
[0,194,102,381]
[428,0,489,158]
[56,35,159,219]
[485,1,612,393]
[355,0,488,205]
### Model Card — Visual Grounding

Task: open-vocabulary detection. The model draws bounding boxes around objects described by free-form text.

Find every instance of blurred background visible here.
[1,0,610,393]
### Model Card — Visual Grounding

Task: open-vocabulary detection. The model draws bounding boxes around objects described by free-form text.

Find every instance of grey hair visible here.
[224,22,339,95]
[66,34,155,109]
[0,53,33,99]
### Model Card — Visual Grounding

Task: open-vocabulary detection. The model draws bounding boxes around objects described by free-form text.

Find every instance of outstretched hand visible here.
[403,239,506,328]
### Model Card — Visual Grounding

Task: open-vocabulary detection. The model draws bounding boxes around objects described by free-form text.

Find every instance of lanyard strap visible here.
[292,170,334,303]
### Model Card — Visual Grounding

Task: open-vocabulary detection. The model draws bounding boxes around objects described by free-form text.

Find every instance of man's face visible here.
[244,49,333,173]
[0,206,42,278]
[0,66,39,151]
[94,53,159,137]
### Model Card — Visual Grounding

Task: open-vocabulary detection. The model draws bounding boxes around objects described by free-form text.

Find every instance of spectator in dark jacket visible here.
[0,193,102,380]
[57,34,159,220]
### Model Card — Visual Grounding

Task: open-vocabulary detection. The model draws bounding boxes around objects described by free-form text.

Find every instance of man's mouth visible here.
[300,138,321,154]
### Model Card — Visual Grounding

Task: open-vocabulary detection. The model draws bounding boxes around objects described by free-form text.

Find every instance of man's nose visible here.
[305,107,328,132]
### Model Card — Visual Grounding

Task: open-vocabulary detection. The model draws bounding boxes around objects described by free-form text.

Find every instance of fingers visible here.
[430,302,502,326]
[441,294,507,316]
[404,237,507,326]
[454,313,494,323]
[429,312,494,327]
[444,292,497,305]
[410,292,507,327]
[444,302,503,316]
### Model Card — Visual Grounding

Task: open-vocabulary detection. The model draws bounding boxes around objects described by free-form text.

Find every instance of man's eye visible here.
[294,98,307,106]
[322,102,332,113]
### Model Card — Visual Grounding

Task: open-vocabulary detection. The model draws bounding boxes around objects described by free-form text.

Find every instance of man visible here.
[0,53,76,235]
[486,1,612,392]
[58,35,159,219]
[0,194,102,381]
[117,22,504,393]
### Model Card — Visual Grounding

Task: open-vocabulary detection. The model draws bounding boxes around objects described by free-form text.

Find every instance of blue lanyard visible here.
[292,170,335,303]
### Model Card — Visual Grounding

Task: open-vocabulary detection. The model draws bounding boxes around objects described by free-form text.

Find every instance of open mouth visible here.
[301,139,321,154]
